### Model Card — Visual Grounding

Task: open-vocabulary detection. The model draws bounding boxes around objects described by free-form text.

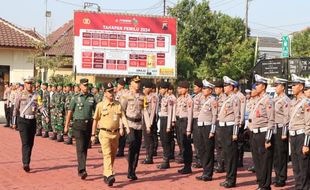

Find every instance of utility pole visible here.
[245,0,249,39]
[163,0,166,16]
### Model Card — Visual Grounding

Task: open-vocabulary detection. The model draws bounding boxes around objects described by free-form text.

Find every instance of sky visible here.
[1,0,310,39]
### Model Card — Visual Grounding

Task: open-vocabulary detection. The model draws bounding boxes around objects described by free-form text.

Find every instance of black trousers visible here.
[215,124,224,169]
[10,106,14,125]
[118,134,126,154]
[290,134,310,190]
[143,125,154,159]
[160,117,173,161]
[127,128,142,175]
[251,131,273,189]
[4,104,10,126]
[237,124,245,164]
[192,118,201,163]
[197,124,215,177]
[152,117,159,154]
[175,117,184,157]
[72,120,92,173]
[18,117,36,165]
[218,125,238,184]
[273,126,288,183]
[176,118,193,166]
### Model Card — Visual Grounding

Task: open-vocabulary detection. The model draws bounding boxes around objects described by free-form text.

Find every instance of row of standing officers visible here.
[7,73,310,189]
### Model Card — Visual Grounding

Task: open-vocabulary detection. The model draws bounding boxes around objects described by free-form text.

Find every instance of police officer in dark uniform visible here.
[12,76,49,172]
[64,78,97,180]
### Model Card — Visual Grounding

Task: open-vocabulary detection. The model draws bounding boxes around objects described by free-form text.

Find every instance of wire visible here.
[212,0,240,8]
[54,0,82,8]
[221,1,243,12]
[250,21,294,33]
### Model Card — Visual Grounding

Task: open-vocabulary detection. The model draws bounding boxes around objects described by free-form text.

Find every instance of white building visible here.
[0,17,42,97]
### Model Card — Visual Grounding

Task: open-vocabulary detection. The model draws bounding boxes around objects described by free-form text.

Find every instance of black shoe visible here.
[23,165,30,172]
[106,175,115,186]
[64,138,73,145]
[247,166,255,173]
[192,162,202,168]
[220,181,236,188]
[196,175,212,181]
[78,171,88,180]
[42,132,49,138]
[57,135,64,142]
[141,158,153,164]
[169,155,175,160]
[116,152,125,157]
[178,167,192,174]
[49,133,57,140]
[4,124,10,127]
[127,174,138,181]
[157,162,170,169]
[274,181,286,187]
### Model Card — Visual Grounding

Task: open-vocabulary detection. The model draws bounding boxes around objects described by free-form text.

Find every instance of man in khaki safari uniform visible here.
[91,82,130,187]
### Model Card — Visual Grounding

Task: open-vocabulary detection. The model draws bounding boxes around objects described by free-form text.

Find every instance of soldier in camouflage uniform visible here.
[64,83,74,144]
[74,83,81,95]
[41,82,50,138]
[55,83,66,142]
[50,83,57,140]
[35,80,43,136]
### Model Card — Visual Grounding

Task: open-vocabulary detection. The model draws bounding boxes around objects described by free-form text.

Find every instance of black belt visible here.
[100,128,120,133]
[177,117,187,121]
[74,119,92,123]
[126,116,142,122]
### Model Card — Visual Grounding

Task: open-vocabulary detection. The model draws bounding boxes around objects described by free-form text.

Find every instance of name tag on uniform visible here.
[197,122,203,126]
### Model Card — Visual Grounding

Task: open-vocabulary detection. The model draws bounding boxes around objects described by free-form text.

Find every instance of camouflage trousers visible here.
[36,112,42,132]
[42,114,50,132]
[51,111,64,135]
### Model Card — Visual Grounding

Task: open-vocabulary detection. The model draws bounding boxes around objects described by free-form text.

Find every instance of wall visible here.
[0,48,34,83]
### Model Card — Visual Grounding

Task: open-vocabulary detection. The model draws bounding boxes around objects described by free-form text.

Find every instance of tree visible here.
[291,28,310,57]
[168,0,255,81]
[28,41,73,78]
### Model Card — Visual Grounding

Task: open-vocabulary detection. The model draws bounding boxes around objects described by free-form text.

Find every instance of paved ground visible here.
[0,124,295,190]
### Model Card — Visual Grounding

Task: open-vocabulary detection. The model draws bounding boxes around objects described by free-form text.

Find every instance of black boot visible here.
[42,131,49,138]
[57,134,64,142]
[178,164,192,174]
[64,137,73,145]
[49,132,57,140]
[157,158,170,169]
[141,157,153,164]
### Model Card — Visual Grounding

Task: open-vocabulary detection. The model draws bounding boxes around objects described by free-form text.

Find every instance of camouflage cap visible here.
[36,79,42,84]
[64,82,72,87]
[42,82,48,86]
